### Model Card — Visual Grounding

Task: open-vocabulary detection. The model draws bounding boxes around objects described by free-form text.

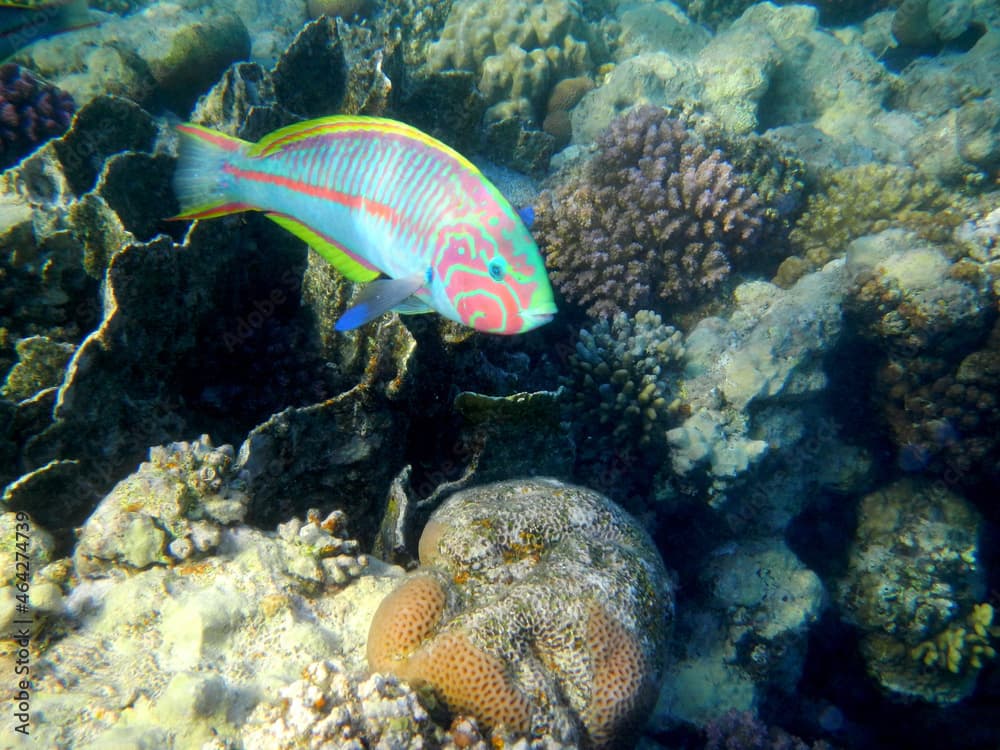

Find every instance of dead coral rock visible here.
[1,336,75,403]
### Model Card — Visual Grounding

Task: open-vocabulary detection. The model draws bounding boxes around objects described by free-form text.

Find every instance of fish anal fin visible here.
[392,296,433,316]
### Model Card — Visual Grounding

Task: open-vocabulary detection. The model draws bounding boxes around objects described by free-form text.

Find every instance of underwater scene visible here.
[0,0,999,747]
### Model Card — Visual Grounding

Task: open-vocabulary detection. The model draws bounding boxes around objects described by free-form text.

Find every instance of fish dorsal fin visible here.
[335,273,426,331]
[265,213,379,283]
[247,116,481,175]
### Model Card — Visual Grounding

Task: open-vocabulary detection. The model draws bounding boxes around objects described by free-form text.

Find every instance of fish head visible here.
[438,191,556,335]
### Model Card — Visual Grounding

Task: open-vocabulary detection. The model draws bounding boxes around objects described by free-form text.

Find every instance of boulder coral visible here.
[534,105,766,318]
[367,478,674,748]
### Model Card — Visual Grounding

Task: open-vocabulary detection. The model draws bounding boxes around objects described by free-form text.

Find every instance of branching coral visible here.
[776,164,959,287]
[874,318,1000,483]
[0,63,75,169]
[560,310,686,497]
[534,105,766,318]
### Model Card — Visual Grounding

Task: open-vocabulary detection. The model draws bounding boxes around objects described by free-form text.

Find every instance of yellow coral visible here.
[910,602,998,675]
[776,164,959,287]
[366,571,534,733]
[367,479,672,747]
[403,631,533,733]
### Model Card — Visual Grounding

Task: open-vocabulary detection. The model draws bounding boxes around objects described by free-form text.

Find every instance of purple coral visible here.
[534,105,765,318]
[0,63,75,170]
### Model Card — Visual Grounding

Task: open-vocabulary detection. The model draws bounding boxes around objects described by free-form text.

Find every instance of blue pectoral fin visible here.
[335,273,427,331]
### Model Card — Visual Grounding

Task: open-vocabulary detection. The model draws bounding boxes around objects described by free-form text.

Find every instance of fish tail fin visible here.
[170,123,251,220]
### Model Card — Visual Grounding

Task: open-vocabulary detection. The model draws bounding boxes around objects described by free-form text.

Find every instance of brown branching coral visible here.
[534,105,766,318]
[776,163,961,287]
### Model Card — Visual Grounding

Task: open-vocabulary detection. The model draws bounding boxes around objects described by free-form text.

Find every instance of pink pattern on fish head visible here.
[434,177,556,334]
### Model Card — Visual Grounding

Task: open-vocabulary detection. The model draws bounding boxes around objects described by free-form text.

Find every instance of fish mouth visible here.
[520,306,556,330]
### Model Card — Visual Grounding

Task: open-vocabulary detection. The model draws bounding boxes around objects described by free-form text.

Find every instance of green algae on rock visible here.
[368,478,674,748]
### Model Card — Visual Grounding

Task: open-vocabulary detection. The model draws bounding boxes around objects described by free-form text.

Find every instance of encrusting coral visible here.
[367,478,674,748]
[534,105,766,318]
[836,478,995,703]
[0,63,75,170]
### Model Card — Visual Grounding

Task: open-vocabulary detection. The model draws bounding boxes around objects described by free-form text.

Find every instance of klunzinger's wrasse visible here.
[171,116,557,334]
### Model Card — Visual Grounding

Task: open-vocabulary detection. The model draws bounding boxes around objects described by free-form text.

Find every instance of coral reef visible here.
[703,708,835,750]
[74,433,370,582]
[654,539,824,729]
[535,105,766,318]
[15,6,252,114]
[572,3,892,146]
[367,478,674,748]
[872,317,1000,483]
[662,261,854,507]
[844,229,991,356]
[73,436,249,575]
[1,335,75,402]
[242,660,439,749]
[307,0,373,21]
[678,0,891,29]
[777,164,959,287]
[0,63,75,170]
[25,449,397,748]
[426,0,601,126]
[892,0,976,48]
[836,478,995,703]
[560,310,686,499]
[841,229,998,484]
[0,510,64,639]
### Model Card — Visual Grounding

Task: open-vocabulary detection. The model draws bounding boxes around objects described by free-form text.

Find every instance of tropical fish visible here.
[0,0,94,60]
[171,116,557,335]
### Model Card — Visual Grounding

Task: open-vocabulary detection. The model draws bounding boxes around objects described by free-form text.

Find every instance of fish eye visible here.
[487,257,507,282]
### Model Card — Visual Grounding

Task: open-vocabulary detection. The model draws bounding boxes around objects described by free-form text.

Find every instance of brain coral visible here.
[534,105,766,318]
[367,478,674,748]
